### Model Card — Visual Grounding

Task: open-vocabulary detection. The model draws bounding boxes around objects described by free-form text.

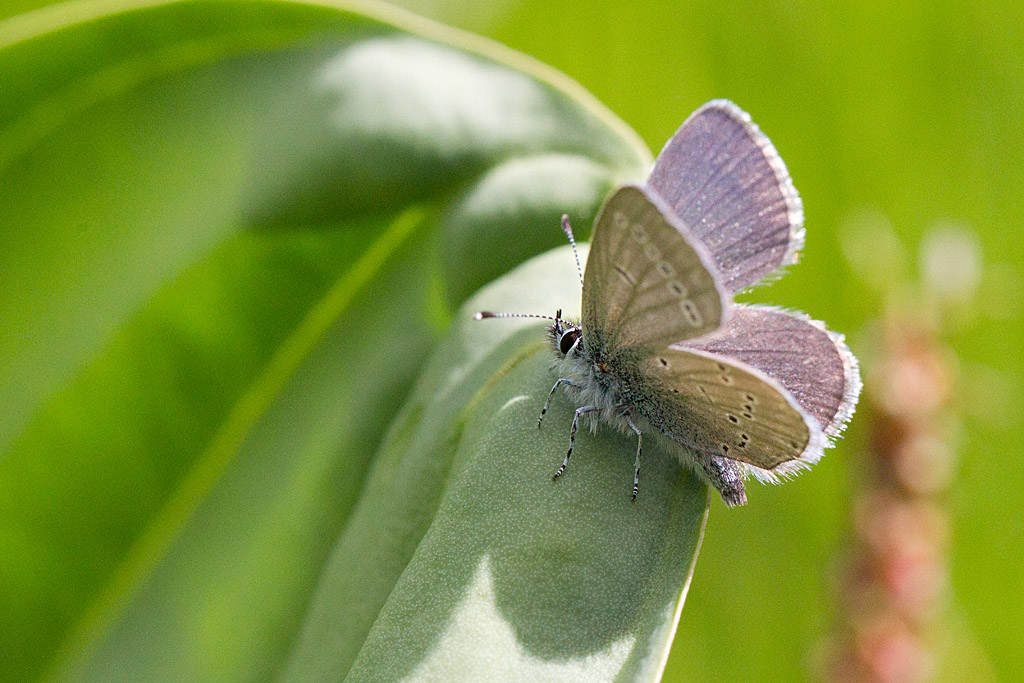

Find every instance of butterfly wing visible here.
[647,100,803,293]
[682,305,861,441]
[581,184,729,356]
[627,346,825,472]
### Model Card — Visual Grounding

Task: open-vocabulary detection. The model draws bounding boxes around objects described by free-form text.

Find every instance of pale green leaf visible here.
[0,1,709,682]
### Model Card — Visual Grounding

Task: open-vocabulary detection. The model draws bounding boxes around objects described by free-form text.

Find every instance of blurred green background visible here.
[373,0,1024,680]
[2,0,1021,681]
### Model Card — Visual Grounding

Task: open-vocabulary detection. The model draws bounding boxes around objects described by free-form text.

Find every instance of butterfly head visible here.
[548,310,583,358]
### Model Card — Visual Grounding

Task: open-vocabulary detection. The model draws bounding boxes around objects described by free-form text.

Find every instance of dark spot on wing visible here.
[613,265,637,285]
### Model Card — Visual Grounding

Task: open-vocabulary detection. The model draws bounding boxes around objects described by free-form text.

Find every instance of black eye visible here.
[559,329,580,355]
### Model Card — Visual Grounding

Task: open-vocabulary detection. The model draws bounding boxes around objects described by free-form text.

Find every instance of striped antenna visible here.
[561,214,584,287]
[474,311,558,322]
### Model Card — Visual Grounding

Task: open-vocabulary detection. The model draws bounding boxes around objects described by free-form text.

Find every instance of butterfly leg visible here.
[626,416,643,503]
[538,378,581,428]
[553,405,598,481]
[700,455,748,507]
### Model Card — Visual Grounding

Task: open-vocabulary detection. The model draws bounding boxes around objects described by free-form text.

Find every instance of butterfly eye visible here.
[559,329,581,355]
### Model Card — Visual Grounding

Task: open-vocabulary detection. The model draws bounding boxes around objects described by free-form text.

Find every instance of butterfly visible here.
[476,100,861,506]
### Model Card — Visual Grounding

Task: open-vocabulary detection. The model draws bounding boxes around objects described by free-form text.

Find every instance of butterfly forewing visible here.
[682,305,861,439]
[581,185,727,355]
[647,100,804,293]
[632,347,822,470]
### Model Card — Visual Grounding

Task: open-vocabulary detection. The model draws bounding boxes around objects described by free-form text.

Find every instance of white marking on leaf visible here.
[403,557,635,682]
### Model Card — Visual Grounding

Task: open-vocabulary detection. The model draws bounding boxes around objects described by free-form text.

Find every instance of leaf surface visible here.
[0,2,708,681]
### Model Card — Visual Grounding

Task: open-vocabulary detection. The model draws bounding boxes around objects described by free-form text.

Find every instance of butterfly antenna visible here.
[473,311,558,322]
[561,215,584,288]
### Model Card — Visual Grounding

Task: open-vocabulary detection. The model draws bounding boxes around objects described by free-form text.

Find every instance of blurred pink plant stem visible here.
[823,312,957,683]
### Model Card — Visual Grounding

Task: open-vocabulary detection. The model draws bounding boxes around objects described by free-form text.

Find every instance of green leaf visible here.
[0,1,711,682]
[282,246,708,682]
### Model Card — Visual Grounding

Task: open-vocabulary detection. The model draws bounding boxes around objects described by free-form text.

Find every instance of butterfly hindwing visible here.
[581,185,728,355]
[647,100,804,293]
[630,346,824,471]
[682,305,861,440]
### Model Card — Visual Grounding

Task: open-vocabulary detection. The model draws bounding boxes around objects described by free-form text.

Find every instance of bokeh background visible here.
[2,0,1021,681]
[383,1,1023,680]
